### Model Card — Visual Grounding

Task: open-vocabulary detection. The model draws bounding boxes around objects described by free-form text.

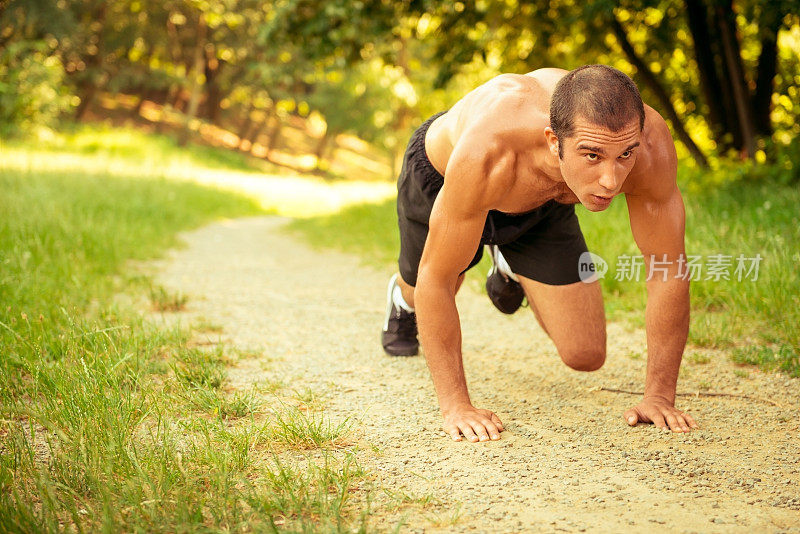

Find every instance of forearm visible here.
[643,278,690,403]
[414,274,472,412]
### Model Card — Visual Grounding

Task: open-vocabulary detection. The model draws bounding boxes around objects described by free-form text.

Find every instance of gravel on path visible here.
[152,215,800,533]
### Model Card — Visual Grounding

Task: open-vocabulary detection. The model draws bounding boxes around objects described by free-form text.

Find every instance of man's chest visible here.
[491,170,577,214]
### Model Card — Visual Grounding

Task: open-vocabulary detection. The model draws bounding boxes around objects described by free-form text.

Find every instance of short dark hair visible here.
[549,64,645,158]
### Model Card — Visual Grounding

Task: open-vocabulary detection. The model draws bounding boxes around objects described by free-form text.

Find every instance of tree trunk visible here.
[252,107,278,148]
[710,16,743,150]
[266,118,283,152]
[129,46,153,118]
[163,11,184,126]
[752,12,782,137]
[716,2,756,158]
[164,83,179,107]
[238,109,263,152]
[75,83,97,120]
[75,3,106,120]
[242,120,261,146]
[203,47,223,123]
[314,129,330,167]
[683,0,729,147]
[314,127,339,176]
[171,87,186,111]
[237,103,255,142]
[610,17,709,167]
[248,117,270,145]
[178,13,208,147]
[0,1,11,54]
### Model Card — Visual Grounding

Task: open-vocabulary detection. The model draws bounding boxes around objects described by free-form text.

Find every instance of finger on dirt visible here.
[623,409,638,426]
[459,423,479,442]
[674,414,690,432]
[469,421,491,442]
[683,412,699,429]
[479,418,501,440]
[651,412,668,430]
[665,413,684,432]
[490,413,504,431]
[443,424,462,441]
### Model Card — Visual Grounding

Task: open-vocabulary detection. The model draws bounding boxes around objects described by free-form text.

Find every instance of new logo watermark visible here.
[578,252,762,283]
[578,251,609,282]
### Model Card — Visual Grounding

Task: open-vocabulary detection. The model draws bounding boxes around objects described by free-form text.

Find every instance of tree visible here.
[2,0,798,174]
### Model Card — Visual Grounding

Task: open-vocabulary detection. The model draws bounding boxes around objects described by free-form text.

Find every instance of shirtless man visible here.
[381,64,699,442]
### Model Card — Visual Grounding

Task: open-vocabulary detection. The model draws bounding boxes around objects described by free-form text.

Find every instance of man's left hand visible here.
[623,396,699,432]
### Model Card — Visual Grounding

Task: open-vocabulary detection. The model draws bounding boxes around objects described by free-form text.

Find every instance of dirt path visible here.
[152,215,800,533]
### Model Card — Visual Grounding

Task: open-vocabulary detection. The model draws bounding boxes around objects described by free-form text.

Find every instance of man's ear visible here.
[543,127,560,158]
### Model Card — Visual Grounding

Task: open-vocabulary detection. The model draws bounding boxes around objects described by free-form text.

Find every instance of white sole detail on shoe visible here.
[392,285,414,313]
[488,245,519,282]
[383,273,398,332]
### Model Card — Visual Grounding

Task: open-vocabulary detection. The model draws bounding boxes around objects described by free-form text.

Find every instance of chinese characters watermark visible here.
[578,253,763,283]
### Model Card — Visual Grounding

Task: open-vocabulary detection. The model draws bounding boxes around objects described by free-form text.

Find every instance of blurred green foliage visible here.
[0,40,73,135]
[0,0,798,175]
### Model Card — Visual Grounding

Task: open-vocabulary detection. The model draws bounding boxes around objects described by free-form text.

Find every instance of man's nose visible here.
[599,164,623,191]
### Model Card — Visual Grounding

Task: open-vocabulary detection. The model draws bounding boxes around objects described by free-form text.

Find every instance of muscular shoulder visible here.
[450,74,549,137]
[444,126,518,211]
[626,106,679,201]
[433,72,553,209]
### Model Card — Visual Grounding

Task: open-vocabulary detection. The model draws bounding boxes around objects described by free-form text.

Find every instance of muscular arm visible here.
[415,197,485,413]
[415,129,512,442]
[624,123,698,432]
[628,187,690,400]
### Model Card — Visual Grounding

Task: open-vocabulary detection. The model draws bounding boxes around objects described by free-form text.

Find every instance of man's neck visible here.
[539,145,565,184]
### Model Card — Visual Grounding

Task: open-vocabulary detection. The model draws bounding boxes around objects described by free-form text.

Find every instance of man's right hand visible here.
[442,405,504,442]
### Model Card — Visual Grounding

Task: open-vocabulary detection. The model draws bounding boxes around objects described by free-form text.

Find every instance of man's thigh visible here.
[518,276,607,371]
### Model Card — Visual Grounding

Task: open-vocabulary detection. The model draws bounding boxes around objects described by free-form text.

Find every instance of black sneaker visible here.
[381,274,419,356]
[486,246,525,314]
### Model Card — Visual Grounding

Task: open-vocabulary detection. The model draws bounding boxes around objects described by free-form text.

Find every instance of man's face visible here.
[549,116,641,212]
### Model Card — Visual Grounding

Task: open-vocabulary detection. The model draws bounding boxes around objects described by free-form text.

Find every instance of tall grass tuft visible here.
[247,452,369,532]
[270,405,353,449]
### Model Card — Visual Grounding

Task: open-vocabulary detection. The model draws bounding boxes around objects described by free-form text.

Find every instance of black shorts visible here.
[396,112,589,287]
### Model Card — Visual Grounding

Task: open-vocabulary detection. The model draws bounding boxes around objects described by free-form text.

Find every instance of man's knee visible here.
[559,346,606,372]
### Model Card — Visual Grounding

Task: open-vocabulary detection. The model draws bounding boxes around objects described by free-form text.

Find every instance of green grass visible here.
[171,346,228,389]
[270,406,353,450]
[0,130,388,531]
[288,198,401,268]
[288,175,800,377]
[250,451,370,532]
[149,285,189,312]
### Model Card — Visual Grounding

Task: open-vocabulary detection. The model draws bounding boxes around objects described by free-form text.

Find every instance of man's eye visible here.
[585,153,599,161]
[620,151,632,159]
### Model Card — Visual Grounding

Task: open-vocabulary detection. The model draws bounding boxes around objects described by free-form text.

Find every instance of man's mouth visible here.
[591,194,613,206]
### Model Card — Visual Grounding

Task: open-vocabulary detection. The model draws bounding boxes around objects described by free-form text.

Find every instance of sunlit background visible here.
[2,2,800,529]
[2,0,799,182]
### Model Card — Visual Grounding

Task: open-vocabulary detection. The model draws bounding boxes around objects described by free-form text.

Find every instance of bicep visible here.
[417,121,510,283]
[418,188,487,284]
[626,185,686,258]
[626,125,684,258]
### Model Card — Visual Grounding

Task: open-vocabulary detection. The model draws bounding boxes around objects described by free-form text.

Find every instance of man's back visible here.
[424,69,570,211]
[423,68,668,213]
